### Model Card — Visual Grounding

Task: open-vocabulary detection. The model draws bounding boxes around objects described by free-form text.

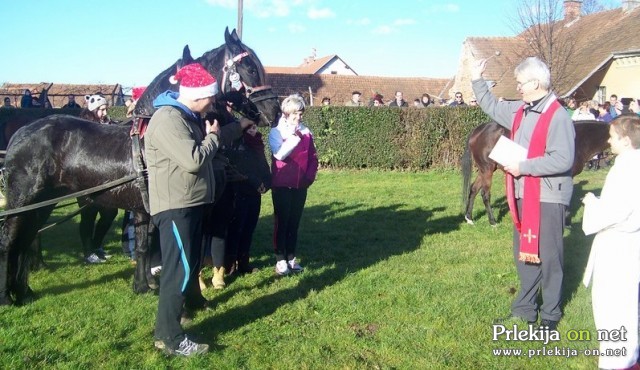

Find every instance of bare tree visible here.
[582,0,616,14]
[510,0,616,93]
[509,0,579,92]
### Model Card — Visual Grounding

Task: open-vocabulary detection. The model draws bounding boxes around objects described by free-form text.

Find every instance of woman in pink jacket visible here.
[268,94,318,275]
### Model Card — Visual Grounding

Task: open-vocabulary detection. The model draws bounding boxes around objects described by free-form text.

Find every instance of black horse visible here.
[461,120,611,226]
[0,28,280,306]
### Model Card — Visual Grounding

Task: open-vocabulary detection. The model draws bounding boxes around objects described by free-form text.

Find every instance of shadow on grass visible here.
[465,178,605,315]
[195,202,459,339]
[35,267,135,299]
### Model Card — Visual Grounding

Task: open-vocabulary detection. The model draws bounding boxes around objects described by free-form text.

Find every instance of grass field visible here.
[0,168,610,369]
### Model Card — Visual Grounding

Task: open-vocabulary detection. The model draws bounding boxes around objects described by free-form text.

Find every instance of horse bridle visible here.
[222,51,277,105]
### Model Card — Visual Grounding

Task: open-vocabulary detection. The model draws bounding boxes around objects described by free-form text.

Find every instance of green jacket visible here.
[144,105,220,215]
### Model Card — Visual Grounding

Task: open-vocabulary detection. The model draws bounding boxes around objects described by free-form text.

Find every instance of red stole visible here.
[506,99,561,263]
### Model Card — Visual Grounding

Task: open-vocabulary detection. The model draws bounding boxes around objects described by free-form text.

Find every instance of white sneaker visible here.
[275,260,290,276]
[85,253,105,264]
[159,336,208,357]
[288,258,304,273]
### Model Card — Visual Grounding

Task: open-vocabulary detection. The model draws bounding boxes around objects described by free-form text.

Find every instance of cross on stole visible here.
[523,228,537,243]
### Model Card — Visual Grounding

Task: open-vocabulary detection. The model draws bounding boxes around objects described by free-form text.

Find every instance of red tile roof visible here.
[267,73,451,106]
[464,6,640,100]
[0,83,124,108]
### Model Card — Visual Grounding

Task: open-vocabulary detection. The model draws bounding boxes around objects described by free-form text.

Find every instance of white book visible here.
[489,135,528,166]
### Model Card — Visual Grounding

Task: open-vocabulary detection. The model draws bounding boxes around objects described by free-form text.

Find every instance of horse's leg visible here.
[476,166,498,226]
[147,221,160,290]
[29,234,44,271]
[132,211,155,293]
[12,206,54,305]
[480,184,497,227]
[0,216,19,305]
[464,175,483,225]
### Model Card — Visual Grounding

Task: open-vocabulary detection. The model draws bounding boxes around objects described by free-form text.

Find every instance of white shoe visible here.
[85,253,105,264]
[288,258,304,273]
[275,260,290,276]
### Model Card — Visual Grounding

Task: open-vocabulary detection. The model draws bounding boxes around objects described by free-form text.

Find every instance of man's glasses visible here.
[516,80,535,89]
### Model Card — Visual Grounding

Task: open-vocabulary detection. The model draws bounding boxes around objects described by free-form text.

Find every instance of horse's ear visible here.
[182,45,193,64]
[225,28,241,46]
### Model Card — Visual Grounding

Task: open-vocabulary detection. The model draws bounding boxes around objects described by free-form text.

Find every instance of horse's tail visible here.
[461,132,473,214]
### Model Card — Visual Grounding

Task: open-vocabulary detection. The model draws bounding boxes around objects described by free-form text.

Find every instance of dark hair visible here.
[79,108,100,122]
[352,91,361,96]
[3,97,10,102]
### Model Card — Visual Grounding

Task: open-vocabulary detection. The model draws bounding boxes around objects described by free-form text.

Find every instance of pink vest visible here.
[271,133,318,189]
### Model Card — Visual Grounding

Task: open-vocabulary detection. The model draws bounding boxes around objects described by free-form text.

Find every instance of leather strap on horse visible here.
[0,174,139,219]
[131,116,151,214]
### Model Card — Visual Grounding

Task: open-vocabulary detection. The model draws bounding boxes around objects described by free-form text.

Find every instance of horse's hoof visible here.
[15,290,35,306]
[148,279,159,291]
[464,216,475,225]
[0,294,14,306]
[133,283,151,295]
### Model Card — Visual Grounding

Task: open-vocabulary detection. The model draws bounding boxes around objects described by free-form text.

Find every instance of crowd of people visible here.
[321,90,479,108]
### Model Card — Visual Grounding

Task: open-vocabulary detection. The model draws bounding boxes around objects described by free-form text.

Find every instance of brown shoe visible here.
[212,266,226,289]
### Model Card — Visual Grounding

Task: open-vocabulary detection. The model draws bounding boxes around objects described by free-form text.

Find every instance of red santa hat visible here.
[131,86,146,101]
[169,63,218,100]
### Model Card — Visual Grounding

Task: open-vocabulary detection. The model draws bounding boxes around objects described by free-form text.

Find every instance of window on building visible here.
[596,86,606,104]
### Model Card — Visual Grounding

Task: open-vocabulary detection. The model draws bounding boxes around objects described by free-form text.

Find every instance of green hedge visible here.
[301,106,490,170]
[0,106,490,170]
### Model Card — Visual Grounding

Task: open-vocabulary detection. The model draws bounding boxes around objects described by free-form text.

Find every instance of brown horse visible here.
[461,120,611,226]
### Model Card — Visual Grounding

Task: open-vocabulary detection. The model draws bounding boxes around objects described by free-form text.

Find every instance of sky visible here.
[1,0,518,90]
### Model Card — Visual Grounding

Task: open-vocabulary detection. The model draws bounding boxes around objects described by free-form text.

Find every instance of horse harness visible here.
[222,51,277,105]
[130,116,151,214]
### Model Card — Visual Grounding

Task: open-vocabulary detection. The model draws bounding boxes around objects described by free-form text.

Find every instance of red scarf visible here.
[506,100,561,264]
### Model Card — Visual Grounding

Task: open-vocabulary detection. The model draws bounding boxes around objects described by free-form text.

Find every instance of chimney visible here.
[563,0,582,21]
[622,0,640,11]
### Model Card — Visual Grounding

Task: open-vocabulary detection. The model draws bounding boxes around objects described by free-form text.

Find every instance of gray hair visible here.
[281,94,306,115]
[514,57,551,91]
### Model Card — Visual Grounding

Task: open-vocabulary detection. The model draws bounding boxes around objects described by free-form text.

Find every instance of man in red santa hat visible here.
[144,62,224,356]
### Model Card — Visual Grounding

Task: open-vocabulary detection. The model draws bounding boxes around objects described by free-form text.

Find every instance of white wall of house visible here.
[316,59,357,76]
[600,56,640,100]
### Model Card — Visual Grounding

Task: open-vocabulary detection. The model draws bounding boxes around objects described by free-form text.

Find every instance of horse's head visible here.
[135,28,280,126]
[199,27,280,127]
